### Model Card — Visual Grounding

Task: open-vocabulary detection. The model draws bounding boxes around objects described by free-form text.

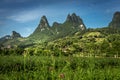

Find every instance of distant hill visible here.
[0,31,22,41]
[0,31,22,48]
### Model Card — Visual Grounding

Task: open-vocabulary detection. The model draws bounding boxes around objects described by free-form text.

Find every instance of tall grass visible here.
[0,55,120,80]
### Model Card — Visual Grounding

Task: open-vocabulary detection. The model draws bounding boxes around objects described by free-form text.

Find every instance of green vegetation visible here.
[1,29,120,57]
[0,29,120,79]
[1,12,120,79]
[0,56,120,80]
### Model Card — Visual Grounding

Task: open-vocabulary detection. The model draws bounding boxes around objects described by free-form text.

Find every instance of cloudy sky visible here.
[0,0,120,37]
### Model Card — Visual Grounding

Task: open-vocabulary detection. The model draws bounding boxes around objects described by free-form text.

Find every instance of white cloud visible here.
[7,7,59,23]
[8,9,41,23]
[7,6,76,23]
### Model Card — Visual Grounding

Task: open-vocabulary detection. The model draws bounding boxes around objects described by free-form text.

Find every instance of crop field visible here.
[0,55,120,80]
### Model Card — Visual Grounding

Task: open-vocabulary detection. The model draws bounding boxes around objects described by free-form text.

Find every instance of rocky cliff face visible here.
[109,11,120,29]
[11,31,21,39]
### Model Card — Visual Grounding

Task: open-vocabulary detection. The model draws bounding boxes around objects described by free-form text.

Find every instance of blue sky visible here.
[0,0,120,37]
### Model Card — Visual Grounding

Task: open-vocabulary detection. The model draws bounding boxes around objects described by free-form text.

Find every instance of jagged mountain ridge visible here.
[0,13,86,47]
[29,13,86,42]
[1,11,120,48]
[66,13,84,24]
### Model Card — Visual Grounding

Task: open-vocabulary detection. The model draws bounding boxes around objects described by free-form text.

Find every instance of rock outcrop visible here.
[35,16,50,32]
[66,13,83,24]
[11,31,21,39]
[109,11,120,29]
[66,13,86,30]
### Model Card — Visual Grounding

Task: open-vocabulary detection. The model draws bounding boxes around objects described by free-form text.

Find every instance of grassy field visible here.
[0,55,120,80]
